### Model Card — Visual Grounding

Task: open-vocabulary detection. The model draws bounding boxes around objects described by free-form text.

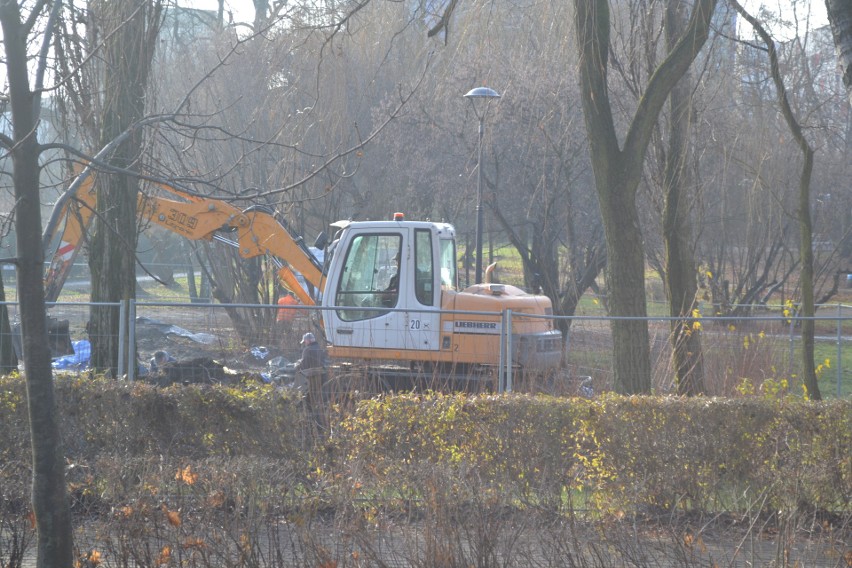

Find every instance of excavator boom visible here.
[43,169,324,306]
[43,171,98,303]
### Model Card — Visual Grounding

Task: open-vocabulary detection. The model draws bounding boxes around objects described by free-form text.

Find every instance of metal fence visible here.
[2,300,849,398]
[544,306,851,398]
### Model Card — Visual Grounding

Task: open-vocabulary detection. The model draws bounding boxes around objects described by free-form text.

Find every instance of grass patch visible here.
[813,341,852,398]
[136,275,199,302]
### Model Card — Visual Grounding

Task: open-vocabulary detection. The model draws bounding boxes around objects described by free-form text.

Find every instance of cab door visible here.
[325,229,408,351]
[324,226,441,354]
[403,228,441,352]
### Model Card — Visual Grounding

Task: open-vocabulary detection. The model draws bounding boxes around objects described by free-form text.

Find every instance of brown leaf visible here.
[176,465,198,485]
[157,546,171,566]
[183,537,206,549]
[208,490,225,508]
[163,507,181,527]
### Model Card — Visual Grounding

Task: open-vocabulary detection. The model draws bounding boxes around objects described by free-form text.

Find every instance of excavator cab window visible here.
[335,233,401,321]
[414,229,434,306]
[439,237,457,291]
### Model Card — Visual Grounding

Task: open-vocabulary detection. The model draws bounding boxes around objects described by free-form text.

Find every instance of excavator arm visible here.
[44,169,324,306]
[43,171,98,303]
[137,192,324,306]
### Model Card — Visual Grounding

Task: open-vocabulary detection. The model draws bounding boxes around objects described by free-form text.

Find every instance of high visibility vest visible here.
[277,295,299,322]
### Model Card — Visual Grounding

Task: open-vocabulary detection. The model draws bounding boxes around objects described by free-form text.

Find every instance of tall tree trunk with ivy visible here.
[88,0,161,375]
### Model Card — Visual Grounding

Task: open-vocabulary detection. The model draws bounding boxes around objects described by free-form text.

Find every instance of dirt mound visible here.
[146,357,235,386]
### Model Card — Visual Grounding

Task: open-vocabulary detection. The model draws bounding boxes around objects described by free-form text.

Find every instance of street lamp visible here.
[464,86,501,285]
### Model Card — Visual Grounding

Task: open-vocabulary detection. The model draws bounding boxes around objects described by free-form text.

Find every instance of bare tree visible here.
[574,0,717,394]
[697,109,800,315]
[0,0,75,565]
[661,0,705,395]
[692,10,846,319]
[370,0,607,343]
[87,0,162,376]
[824,1,852,275]
[138,1,428,344]
[734,1,821,399]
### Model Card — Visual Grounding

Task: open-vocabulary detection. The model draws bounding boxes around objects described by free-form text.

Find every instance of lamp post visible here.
[464,86,500,284]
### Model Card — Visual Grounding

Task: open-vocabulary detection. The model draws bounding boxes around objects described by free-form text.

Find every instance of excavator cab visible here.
[322,216,561,371]
[322,219,454,357]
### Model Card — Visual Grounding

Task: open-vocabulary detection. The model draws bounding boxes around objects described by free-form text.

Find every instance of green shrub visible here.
[338,393,852,517]
[0,374,309,461]
[1,375,849,519]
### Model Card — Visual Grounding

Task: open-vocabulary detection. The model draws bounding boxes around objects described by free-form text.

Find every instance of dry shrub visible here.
[0,458,33,568]
[337,393,850,566]
[1,375,850,567]
[580,396,851,514]
[52,375,307,459]
[72,456,323,568]
[700,327,790,396]
[339,394,851,517]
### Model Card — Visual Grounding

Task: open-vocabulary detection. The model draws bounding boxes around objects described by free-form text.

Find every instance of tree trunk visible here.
[826,0,852,106]
[253,0,269,30]
[663,0,705,396]
[14,146,73,568]
[0,3,75,565]
[797,151,820,399]
[88,0,160,375]
[600,176,653,393]
[735,1,821,399]
[574,0,716,394]
[183,241,199,301]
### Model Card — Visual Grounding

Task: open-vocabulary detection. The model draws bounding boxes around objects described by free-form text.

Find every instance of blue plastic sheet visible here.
[52,339,91,370]
[250,346,270,360]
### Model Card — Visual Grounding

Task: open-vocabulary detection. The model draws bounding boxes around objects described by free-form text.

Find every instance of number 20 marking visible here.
[409,319,421,330]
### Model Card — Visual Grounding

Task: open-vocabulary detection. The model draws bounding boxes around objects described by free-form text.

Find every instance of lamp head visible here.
[464,87,501,119]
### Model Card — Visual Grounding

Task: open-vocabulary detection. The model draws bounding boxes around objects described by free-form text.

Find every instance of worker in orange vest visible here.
[276,290,300,338]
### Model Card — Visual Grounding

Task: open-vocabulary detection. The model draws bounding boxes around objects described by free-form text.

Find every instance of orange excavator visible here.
[43,167,563,374]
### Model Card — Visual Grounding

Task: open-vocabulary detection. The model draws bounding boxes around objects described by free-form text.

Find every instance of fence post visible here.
[118,299,128,377]
[788,312,795,377]
[498,309,506,393]
[506,309,513,393]
[128,300,137,381]
[837,303,843,398]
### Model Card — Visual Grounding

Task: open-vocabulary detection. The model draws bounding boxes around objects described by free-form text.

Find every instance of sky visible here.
[180,0,830,36]
[745,0,829,40]
[179,0,254,24]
